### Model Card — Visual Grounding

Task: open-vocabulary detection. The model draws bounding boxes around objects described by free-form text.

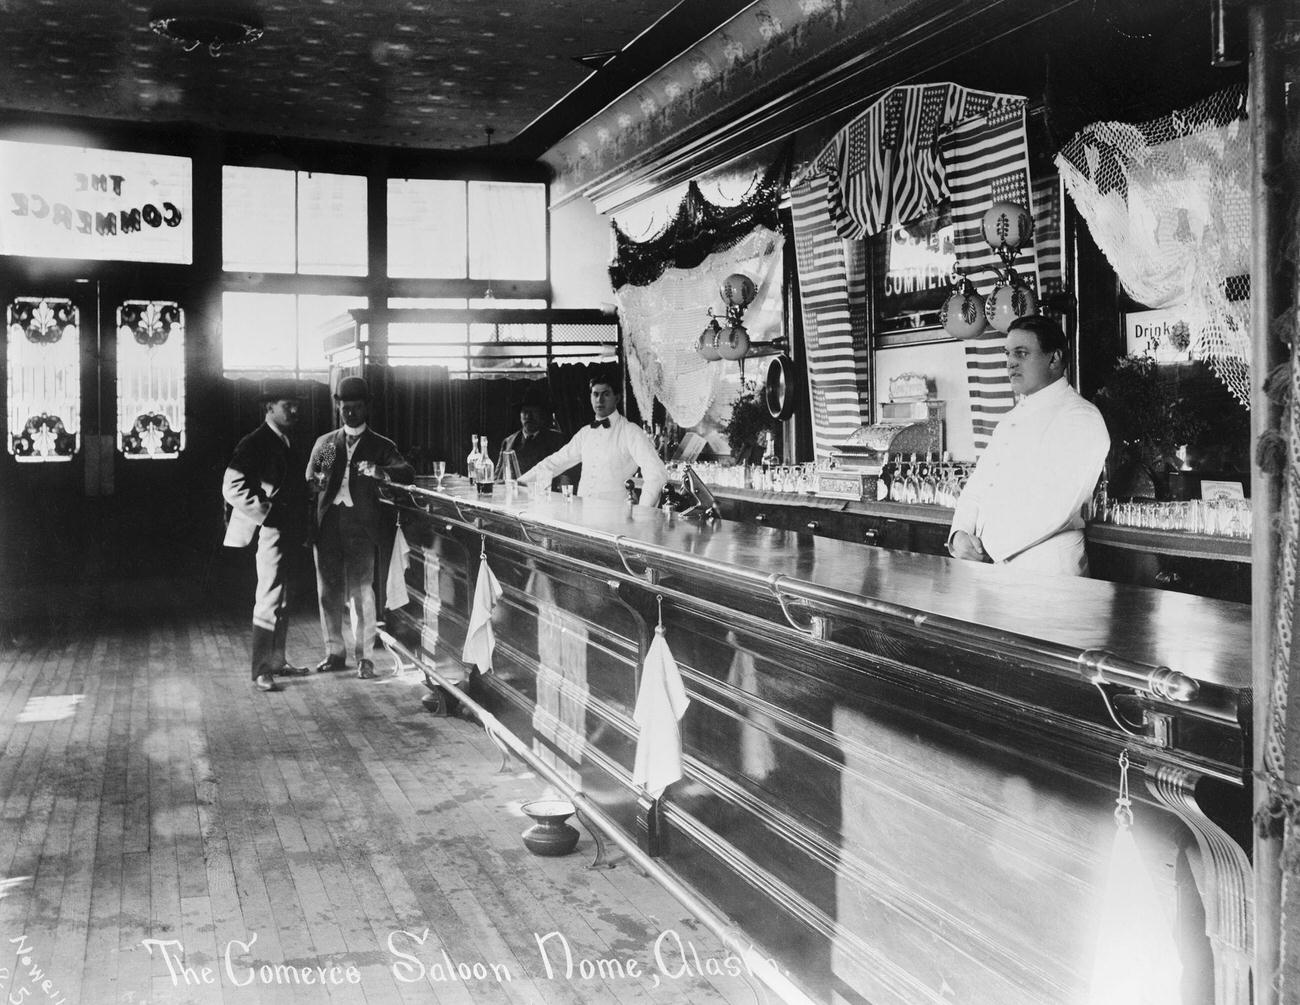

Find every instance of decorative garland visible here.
[609,150,789,291]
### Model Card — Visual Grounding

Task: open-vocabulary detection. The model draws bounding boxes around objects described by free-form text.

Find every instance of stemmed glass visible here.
[432,460,447,490]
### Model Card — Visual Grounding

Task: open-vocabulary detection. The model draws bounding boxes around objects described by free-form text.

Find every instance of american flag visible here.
[939,98,1039,452]
[824,83,966,239]
[791,175,872,458]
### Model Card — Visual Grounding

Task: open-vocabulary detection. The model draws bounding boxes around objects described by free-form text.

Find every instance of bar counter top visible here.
[396,480,1251,692]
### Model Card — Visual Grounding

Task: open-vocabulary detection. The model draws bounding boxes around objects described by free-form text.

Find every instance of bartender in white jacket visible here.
[948,315,1109,577]
[520,368,669,507]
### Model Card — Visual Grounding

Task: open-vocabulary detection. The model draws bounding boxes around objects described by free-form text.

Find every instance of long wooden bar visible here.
[385,480,1253,1004]
[701,483,1252,601]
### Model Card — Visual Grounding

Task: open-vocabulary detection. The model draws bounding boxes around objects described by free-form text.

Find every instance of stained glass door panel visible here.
[6,296,81,462]
[116,300,185,458]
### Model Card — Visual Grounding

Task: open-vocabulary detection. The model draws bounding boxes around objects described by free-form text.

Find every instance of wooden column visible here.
[1250,2,1286,1001]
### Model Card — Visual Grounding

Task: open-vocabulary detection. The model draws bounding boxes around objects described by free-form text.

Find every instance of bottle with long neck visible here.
[466,435,481,484]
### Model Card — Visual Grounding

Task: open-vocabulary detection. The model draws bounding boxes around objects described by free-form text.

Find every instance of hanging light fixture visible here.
[149,5,264,57]
[941,199,1038,338]
[698,273,757,362]
[938,275,987,341]
[697,313,723,361]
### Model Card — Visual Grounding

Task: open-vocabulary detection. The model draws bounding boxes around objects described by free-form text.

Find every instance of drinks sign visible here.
[1124,306,1194,363]
[0,139,192,263]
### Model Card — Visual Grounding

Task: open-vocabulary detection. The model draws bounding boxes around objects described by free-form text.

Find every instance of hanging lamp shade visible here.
[984,272,1039,333]
[980,201,1034,253]
[717,322,750,361]
[721,273,757,308]
[697,318,723,361]
[939,278,988,340]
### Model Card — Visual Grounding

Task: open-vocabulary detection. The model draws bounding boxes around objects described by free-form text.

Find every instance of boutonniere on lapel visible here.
[311,437,338,489]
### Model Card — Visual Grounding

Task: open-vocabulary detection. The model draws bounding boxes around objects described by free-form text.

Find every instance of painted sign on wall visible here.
[1124,306,1194,363]
[0,139,192,263]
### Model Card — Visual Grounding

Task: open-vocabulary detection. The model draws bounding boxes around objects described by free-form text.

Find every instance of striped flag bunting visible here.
[794,85,1046,453]
[823,83,966,239]
[791,175,872,458]
[939,98,1038,452]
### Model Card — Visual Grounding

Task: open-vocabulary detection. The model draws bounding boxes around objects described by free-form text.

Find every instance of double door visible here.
[1,275,199,618]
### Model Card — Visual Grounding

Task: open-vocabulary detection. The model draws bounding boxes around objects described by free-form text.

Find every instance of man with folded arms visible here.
[947,315,1110,577]
[306,376,414,679]
[518,366,668,506]
[222,379,311,692]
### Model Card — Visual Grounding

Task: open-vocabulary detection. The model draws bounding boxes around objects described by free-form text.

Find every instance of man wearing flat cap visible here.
[306,375,414,679]
[495,382,575,491]
[222,378,311,692]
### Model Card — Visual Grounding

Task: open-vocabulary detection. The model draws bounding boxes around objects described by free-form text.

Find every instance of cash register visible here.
[815,373,945,501]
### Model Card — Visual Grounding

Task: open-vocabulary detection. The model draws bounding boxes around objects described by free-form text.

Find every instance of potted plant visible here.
[721,386,776,466]
[1092,355,1215,499]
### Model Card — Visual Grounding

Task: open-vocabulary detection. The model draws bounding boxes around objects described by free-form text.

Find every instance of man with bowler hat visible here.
[306,375,414,679]
[222,378,311,692]
[495,382,575,491]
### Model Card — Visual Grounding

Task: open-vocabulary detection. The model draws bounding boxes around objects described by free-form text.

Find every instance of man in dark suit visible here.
[495,383,575,491]
[306,375,414,680]
[222,379,311,693]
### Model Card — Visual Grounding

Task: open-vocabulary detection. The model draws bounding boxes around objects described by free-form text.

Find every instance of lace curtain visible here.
[618,228,784,428]
[1056,84,1251,404]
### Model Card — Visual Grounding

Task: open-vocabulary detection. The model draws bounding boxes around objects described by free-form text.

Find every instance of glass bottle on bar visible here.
[889,454,909,503]
[919,453,937,505]
[903,453,921,504]
[466,435,481,484]
[476,449,495,495]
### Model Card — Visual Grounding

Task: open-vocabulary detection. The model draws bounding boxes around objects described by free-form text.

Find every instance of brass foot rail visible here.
[375,625,816,1005]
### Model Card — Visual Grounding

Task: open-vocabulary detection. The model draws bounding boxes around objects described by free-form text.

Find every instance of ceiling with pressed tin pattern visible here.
[0,0,732,156]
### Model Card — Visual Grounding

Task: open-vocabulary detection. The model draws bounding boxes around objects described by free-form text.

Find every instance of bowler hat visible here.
[334,375,370,401]
[517,382,552,411]
[259,377,303,403]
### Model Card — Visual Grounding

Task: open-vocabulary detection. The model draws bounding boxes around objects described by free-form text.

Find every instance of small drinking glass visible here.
[431,459,447,489]
[561,483,575,501]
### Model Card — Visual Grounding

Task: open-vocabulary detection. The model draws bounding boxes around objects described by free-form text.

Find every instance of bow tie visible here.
[590,418,610,429]
[346,433,362,448]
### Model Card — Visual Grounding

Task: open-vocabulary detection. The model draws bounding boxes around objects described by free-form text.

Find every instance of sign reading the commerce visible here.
[0,139,192,263]
[873,203,956,334]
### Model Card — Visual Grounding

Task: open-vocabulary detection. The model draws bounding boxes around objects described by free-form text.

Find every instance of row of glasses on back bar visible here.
[1100,497,1252,538]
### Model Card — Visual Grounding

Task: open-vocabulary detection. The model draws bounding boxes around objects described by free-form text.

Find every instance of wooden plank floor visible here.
[0,601,778,1005]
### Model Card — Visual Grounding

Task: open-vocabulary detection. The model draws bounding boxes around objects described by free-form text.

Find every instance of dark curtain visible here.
[367,366,564,477]
[608,147,791,291]
[547,361,598,436]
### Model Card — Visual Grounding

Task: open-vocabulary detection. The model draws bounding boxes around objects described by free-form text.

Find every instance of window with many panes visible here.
[222,167,367,275]
[221,170,569,378]
[387,179,546,281]
[222,292,366,379]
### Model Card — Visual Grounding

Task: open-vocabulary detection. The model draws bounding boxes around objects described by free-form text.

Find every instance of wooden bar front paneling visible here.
[386,481,1252,1005]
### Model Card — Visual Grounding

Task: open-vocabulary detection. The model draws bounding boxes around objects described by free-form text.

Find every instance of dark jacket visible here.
[497,427,577,491]
[222,422,307,546]
[306,427,415,546]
